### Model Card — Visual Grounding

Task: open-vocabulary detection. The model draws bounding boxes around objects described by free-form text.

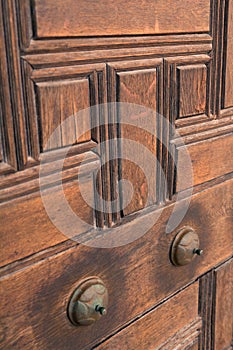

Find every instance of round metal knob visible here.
[67,277,108,326]
[170,226,203,266]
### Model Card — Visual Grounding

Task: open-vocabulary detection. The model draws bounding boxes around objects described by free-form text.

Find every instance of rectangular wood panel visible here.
[23,63,106,157]
[164,55,212,126]
[176,133,233,192]
[178,64,207,118]
[95,284,199,350]
[108,59,162,216]
[33,0,210,38]
[214,259,233,350]
[225,0,233,108]
[118,69,157,215]
[36,79,91,151]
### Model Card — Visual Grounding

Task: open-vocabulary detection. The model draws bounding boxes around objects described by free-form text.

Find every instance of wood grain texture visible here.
[175,133,233,192]
[1,0,28,170]
[0,178,232,349]
[94,284,200,350]
[0,151,100,267]
[178,64,207,118]
[33,0,210,38]
[225,0,233,108]
[0,4,17,174]
[36,79,91,151]
[214,259,233,350]
[199,270,215,349]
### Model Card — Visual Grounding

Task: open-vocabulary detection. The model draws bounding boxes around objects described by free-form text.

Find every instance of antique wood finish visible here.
[0,179,232,349]
[0,0,233,349]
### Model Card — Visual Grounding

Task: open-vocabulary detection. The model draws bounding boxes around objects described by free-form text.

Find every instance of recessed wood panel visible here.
[214,259,233,350]
[178,64,207,118]
[33,0,210,38]
[36,79,91,151]
[225,0,233,108]
[118,69,157,215]
[22,63,106,157]
[164,55,212,128]
[95,284,200,350]
[108,60,162,216]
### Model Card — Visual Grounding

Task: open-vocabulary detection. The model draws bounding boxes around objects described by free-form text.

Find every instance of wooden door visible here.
[0,1,232,349]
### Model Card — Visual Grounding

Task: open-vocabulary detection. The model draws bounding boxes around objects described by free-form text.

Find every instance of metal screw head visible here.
[193,248,203,256]
[95,305,107,316]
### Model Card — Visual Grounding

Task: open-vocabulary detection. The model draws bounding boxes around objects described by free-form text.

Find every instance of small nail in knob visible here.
[193,248,203,256]
[95,305,107,316]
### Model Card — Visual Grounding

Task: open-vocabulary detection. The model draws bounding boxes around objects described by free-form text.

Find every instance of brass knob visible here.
[67,277,108,326]
[170,226,203,266]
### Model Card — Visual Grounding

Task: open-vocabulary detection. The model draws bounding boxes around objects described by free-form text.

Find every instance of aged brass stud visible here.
[170,226,203,266]
[67,277,108,326]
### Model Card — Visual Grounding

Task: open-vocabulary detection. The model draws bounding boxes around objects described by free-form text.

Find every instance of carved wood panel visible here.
[178,64,207,118]
[224,0,233,108]
[107,59,162,216]
[36,79,91,151]
[164,54,212,127]
[214,259,233,350]
[199,259,233,350]
[22,63,106,158]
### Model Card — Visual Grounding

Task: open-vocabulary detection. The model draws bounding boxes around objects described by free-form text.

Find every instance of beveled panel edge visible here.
[0,147,99,203]
[22,43,212,69]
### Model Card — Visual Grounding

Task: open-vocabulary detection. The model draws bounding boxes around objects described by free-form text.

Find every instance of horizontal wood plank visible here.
[176,133,233,192]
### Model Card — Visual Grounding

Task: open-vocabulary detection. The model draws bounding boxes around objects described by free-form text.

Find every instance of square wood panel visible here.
[164,54,212,127]
[22,62,106,158]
